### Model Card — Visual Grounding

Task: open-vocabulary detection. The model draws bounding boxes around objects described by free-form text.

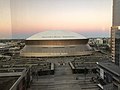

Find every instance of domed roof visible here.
[27,30,86,40]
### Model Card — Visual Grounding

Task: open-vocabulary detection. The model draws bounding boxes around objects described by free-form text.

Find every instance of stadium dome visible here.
[27,30,86,40]
[21,30,93,57]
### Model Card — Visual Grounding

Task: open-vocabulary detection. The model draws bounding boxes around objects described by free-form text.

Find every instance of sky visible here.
[0,0,11,39]
[0,0,112,39]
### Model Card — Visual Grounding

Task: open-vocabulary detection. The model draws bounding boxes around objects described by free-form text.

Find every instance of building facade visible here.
[111,0,120,65]
[97,62,120,90]
[97,0,120,90]
[111,26,120,65]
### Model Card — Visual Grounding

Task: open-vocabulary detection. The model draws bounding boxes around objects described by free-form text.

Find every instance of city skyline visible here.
[0,0,112,39]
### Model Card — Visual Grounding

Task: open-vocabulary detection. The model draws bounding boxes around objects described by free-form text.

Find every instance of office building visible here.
[97,0,120,90]
[111,0,120,65]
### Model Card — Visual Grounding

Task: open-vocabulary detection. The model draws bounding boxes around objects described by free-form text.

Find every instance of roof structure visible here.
[27,30,86,40]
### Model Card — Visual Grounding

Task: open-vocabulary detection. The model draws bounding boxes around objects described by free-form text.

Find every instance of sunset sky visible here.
[0,0,112,39]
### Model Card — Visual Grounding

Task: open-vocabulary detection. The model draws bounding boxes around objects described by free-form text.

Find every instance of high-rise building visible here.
[111,0,120,65]
[97,0,120,90]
